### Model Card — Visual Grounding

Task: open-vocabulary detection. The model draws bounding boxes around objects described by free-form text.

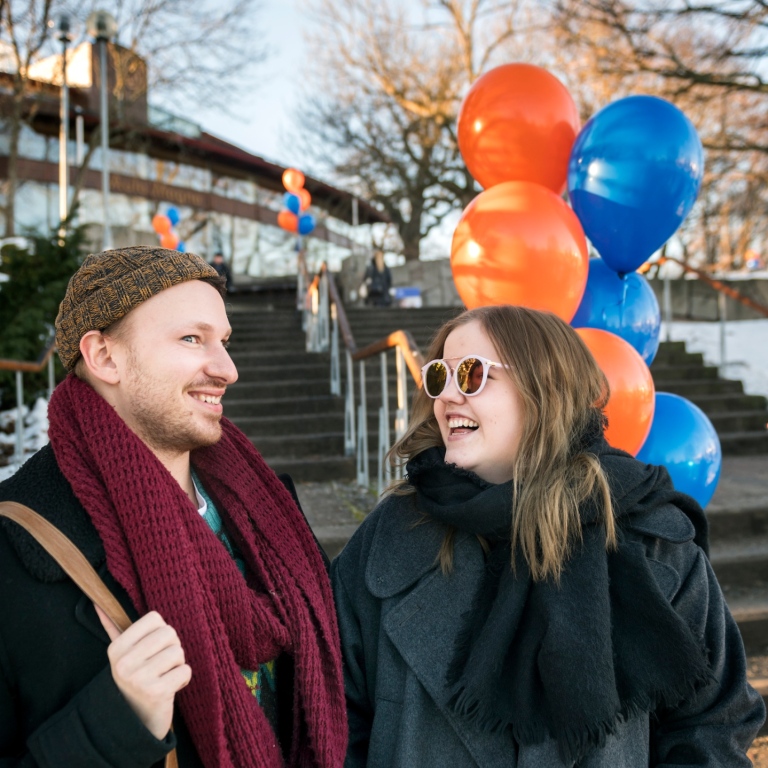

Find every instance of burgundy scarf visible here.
[47,375,347,768]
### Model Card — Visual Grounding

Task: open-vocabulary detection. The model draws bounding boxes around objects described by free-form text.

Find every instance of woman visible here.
[362,251,392,307]
[332,305,764,767]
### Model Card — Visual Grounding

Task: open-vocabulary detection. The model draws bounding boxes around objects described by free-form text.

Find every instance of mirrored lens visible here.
[425,361,448,397]
[456,357,485,394]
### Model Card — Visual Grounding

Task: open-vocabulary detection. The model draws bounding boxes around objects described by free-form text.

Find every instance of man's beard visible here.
[124,349,225,456]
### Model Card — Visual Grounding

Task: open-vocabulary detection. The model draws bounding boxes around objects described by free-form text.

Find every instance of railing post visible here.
[663,271,672,342]
[330,303,341,396]
[394,346,408,480]
[14,371,24,465]
[344,350,355,456]
[356,360,369,487]
[377,351,390,497]
[719,290,727,369]
[319,272,330,351]
[305,282,318,351]
[48,355,56,397]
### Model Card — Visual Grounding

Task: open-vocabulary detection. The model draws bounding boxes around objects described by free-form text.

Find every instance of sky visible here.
[199,0,311,170]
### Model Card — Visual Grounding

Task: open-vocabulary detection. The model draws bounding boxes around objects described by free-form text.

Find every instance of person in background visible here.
[210,251,233,293]
[361,251,392,307]
[333,303,764,767]
[0,246,346,767]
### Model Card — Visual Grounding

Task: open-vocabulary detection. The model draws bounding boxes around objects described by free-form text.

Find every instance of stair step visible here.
[722,584,768,657]
[650,364,719,381]
[265,455,355,482]
[710,540,768,587]
[708,412,768,432]
[225,395,343,418]
[686,392,768,413]
[707,504,768,542]
[719,431,768,455]
[653,379,744,396]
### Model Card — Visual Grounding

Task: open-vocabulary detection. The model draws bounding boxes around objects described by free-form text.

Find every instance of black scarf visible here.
[406,438,712,764]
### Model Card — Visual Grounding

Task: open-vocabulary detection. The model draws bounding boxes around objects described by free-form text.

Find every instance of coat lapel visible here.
[365,498,519,764]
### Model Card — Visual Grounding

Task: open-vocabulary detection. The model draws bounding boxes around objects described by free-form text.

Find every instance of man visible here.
[0,246,346,767]
[209,251,233,293]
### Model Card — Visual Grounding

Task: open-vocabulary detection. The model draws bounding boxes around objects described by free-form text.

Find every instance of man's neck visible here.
[154,450,196,506]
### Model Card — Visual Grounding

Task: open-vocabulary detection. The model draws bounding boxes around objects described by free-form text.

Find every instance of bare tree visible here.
[549,0,768,267]
[1,0,265,235]
[302,0,536,261]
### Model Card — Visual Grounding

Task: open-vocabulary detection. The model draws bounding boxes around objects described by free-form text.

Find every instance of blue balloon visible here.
[284,193,301,215]
[167,207,180,227]
[568,96,704,274]
[571,257,661,364]
[298,213,316,236]
[177,241,186,252]
[636,393,722,508]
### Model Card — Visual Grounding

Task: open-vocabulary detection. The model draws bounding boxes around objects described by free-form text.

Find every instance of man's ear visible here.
[79,330,121,385]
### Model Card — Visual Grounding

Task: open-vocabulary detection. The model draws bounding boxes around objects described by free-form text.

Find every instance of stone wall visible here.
[340,254,768,320]
[647,277,768,321]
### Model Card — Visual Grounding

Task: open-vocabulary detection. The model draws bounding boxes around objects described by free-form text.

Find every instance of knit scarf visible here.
[47,375,347,768]
[406,440,712,764]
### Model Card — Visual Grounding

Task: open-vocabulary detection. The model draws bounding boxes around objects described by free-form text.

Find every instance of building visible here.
[0,40,386,282]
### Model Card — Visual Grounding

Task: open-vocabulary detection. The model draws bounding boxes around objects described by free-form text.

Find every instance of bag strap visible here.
[0,501,178,768]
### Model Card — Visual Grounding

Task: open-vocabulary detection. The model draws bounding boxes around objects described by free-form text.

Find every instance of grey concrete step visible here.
[650,364,719,381]
[708,411,768,433]
[653,378,744,396]
[225,394,342,418]
[264,455,355,483]
[686,392,768,413]
[719,431,768,455]
[708,504,768,544]
[710,540,768,588]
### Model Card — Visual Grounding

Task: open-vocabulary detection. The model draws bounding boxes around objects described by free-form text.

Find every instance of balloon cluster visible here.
[452,64,720,506]
[151,207,185,252]
[278,168,316,236]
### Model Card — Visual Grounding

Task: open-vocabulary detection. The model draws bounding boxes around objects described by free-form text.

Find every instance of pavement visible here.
[295,454,768,559]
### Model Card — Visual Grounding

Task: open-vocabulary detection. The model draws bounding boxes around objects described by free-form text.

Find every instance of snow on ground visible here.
[660,318,768,399]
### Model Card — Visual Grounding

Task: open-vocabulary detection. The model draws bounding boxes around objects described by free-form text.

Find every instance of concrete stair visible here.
[708,494,768,734]
[650,342,768,455]
[224,296,767,480]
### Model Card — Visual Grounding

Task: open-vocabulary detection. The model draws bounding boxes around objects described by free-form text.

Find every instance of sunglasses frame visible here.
[421,354,510,399]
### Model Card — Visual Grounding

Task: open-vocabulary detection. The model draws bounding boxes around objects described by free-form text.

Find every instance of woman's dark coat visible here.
[332,492,765,767]
[0,445,315,768]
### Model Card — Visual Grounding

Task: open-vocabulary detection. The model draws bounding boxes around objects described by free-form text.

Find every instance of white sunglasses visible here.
[421,355,510,398]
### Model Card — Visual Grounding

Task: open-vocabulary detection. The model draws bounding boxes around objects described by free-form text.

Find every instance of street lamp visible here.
[86,10,117,250]
[50,13,72,238]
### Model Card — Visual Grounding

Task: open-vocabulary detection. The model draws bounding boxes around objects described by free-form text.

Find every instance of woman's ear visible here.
[79,330,120,385]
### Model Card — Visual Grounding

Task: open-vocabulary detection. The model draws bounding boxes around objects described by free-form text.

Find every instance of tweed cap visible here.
[55,245,219,370]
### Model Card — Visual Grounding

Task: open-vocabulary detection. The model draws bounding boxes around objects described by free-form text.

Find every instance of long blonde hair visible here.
[390,305,616,583]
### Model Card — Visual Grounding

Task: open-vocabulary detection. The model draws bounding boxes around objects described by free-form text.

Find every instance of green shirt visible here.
[193,473,279,730]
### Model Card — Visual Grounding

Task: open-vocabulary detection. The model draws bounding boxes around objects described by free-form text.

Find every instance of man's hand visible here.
[95,606,192,740]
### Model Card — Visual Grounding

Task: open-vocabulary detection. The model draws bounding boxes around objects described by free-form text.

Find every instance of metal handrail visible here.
[304,263,425,493]
[352,331,424,493]
[0,341,57,466]
[654,255,768,319]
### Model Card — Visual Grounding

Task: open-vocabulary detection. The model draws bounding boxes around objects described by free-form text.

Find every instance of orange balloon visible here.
[277,210,298,233]
[576,328,655,455]
[450,180,588,321]
[282,168,305,192]
[298,188,311,211]
[457,63,580,194]
[160,231,179,249]
[152,213,172,235]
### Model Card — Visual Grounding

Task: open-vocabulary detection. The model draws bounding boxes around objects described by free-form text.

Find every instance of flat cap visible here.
[55,245,219,370]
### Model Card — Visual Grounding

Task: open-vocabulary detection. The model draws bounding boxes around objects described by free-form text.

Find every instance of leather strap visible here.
[0,501,179,768]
